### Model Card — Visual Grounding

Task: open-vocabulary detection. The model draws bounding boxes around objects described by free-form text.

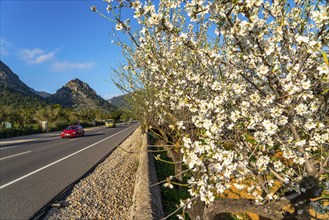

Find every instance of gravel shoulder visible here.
[46,127,142,219]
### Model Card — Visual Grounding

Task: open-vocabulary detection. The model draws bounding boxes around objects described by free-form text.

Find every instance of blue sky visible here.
[0,0,125,99]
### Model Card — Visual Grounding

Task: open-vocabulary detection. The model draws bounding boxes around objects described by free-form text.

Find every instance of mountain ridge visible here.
[108,94,128,108]
[47,78,116,112]
[0,60,42,98]
[0,60,115,112]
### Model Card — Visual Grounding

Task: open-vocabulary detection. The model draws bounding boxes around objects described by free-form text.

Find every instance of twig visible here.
[160,196,199,220]
[288,122,317,176]
[270,168,287,183]
[318,155,329,176]
[117,144,175,154]
[150,169,191,187]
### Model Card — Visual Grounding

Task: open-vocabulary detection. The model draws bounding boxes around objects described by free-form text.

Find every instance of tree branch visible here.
[288,122,317,176]
[203,199,289,220]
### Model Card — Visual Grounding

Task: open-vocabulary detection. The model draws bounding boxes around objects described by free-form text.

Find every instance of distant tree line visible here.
[0,104,115,138]
[0,94,125,138]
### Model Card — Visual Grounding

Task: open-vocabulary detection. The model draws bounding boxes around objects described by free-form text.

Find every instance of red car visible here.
[61,125,85,138]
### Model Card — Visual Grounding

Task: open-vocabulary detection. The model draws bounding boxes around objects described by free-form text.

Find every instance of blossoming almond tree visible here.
[93,0,328,219]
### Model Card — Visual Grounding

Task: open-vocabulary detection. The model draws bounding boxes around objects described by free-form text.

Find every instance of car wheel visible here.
[76,133,79,138]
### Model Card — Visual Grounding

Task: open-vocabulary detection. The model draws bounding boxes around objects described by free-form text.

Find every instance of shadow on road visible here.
[84,133,105,137]
[60,133,105,139]
[0,139,54,148]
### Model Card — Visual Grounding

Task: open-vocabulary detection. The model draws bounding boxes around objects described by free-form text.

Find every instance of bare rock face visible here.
[47,78,115,111]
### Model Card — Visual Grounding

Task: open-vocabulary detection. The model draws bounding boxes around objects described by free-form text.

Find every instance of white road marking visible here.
[0,151,31,161]
[0,137,60,150]
[0,139,38,148]
[0,126,135,190]
[69,138,79,142]
[48,136,60,140]
[0,146,20,150]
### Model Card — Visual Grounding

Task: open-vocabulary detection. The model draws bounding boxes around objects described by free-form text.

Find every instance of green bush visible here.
[50,119,68,131]
[78,120,94,128]
[152,148,190,220]
[0,124,42,138]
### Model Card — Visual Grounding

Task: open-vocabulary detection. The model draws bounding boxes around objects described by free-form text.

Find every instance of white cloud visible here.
[51,61,95,72]
[0,38,13,56]
[1,41,95,73]
[19,48,57,64]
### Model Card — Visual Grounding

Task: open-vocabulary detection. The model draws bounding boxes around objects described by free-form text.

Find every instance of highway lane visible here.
[0,123,138,219]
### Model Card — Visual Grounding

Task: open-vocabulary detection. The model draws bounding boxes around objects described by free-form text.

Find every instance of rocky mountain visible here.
[108,94,127,108]
[30,89,51,99]
[47,79,115,111]
[0,60,48,107]
[0,60,52,99]
[0,60,38,97]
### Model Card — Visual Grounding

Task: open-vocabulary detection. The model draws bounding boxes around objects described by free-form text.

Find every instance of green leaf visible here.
[243,133,257,144]
[321,50,329,66]
[321,88,329,95]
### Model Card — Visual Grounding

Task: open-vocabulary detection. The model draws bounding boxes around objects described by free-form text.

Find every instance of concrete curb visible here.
[130,132,164,220]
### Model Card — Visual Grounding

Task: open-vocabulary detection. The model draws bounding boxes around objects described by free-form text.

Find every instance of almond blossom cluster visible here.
[94,0,329,217]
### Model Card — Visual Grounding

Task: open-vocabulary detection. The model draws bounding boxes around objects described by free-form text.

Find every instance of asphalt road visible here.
[0,123,138,220]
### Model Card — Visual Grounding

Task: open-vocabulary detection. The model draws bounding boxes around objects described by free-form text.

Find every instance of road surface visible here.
[0,123,138,219]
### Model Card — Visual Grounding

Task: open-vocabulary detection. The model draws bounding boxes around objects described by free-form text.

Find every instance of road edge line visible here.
[0,151,31,161]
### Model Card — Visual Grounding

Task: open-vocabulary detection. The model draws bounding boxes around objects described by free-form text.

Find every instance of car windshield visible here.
[66,126,77,130]
[106,120,113,123]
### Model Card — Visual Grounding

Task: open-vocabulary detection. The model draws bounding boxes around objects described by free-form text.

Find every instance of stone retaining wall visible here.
[130,132,164,219]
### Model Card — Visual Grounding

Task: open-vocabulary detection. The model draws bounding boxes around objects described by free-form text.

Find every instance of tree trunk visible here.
[186,197,206,220]
[203,199,289,220]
